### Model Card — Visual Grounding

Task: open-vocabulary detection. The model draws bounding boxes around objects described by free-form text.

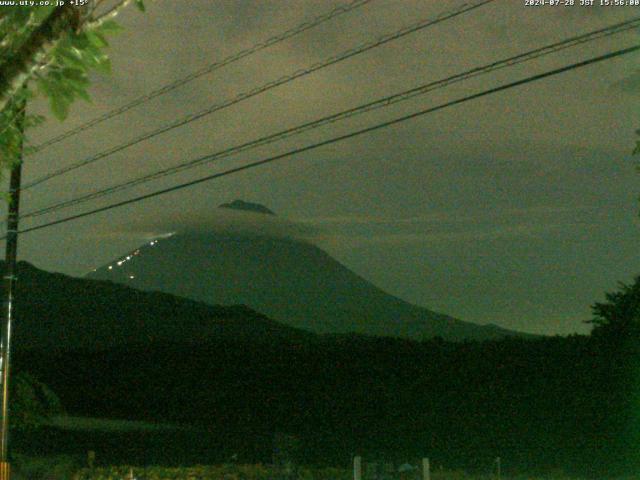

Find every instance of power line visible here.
[11,43,640,238]
[20,15,640,220]
[28,0,375,154]
[22,0,495,190]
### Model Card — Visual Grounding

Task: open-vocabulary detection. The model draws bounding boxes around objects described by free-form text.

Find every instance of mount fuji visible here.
[87,201,525,341]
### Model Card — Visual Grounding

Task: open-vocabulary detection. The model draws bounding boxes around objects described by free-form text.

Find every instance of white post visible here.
[496,457,501,480]
[422,458,430,480]
[354,456,362,480]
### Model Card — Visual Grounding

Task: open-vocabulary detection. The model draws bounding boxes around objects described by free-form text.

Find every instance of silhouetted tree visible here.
[588,275,640,345]
[10,372,63,431]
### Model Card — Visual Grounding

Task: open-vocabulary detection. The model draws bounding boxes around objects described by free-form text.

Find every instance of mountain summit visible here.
[218,200,275,216]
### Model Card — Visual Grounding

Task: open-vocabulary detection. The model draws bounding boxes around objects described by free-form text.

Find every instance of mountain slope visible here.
[4,261,310,350]
[86,213,523,341]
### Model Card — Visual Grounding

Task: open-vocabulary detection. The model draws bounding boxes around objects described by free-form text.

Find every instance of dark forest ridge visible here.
[4,255,636,475]
[4,261,311,351]
[13,326,636,475]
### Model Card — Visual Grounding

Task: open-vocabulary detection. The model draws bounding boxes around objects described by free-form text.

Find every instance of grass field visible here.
[45,416,199,433]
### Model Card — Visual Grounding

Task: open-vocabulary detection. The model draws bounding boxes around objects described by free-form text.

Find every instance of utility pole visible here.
[0,95,26,480]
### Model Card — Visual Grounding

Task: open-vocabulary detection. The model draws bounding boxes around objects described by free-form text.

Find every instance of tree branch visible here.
[85,0,133,29]
[0,4,81,113]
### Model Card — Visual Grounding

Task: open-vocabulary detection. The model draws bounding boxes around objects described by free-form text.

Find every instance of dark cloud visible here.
[105,206,319,240]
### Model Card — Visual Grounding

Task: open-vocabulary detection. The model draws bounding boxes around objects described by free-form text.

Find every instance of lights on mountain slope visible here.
[101,237,167,274]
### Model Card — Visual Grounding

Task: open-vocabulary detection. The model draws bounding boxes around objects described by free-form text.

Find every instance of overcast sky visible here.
[5,0,640,335]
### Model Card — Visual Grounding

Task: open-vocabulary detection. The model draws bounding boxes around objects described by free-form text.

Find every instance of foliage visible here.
[635,131,640,216]
[67,464,631,480]
[33,19,119,120]
[74,464,351,480]
[0,2,144,174]
[10,371,64,431]
[9,264,640,477]
[0,89,32,171]
[11,453,81,480]
[588,275,640,343]
[0,8,58,65]
[17,333,637,477]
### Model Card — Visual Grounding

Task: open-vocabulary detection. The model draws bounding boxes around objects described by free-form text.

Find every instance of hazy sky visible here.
[6,0,640,335]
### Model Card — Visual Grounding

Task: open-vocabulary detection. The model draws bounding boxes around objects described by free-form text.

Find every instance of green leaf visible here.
[35,77,53,98]
[135,0,146,12]
[60,67,88,83]
[78,43,103,68]
[60,77,90,102]
[75,88,92,103]
[94,55,112,74]
[58,48,87,70]
[70,32,90,50]
[86,30,108,49]
[95,19,123,35]
[50,95,69,121]
[64,73,90,93]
